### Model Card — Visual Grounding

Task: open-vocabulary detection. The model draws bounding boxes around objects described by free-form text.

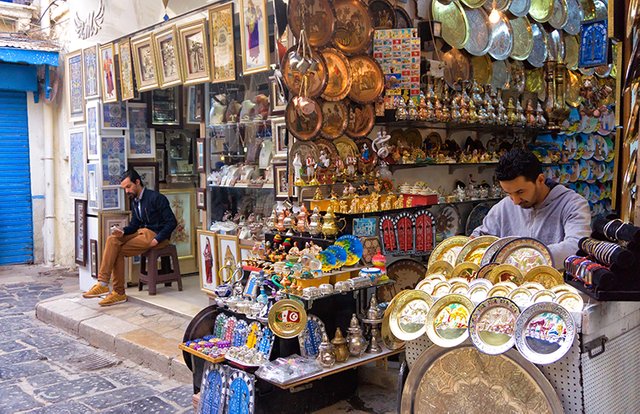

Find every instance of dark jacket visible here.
[123,188,177,242]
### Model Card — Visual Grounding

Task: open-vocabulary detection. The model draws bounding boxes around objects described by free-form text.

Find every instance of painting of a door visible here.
[379,216,396,254]
[415,210,435,254]
[395,214,414,254]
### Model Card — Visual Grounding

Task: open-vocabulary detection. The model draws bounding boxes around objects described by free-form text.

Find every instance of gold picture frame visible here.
[118,38,135,101]
[98,43,118,103]
[177,19,212,85]
[131,33,159,92]
[208,3,237,83]
[161,188,197,274]
[216,234,241,283]
[154,25,183,89]
[239,0,271,75]
[66,49,85,122]
[197,230,219,294]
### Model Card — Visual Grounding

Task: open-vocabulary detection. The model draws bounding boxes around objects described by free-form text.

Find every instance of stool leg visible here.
[165,282,172,287]
[148,256,158,295]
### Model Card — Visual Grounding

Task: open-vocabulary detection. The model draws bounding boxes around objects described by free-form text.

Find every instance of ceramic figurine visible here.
[293,153,305,186]
[407,97,418,121]
[516,99,526,126]
[506,97,517,125]
[395,96,407,121]
[346,314,368,357]
[418,93,428,121]
[331,328,350,362]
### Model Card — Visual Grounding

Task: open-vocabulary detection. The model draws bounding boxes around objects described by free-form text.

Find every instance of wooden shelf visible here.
[179,343,226,365]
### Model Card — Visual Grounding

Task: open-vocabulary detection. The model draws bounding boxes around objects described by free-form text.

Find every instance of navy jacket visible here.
[123,188,177,242]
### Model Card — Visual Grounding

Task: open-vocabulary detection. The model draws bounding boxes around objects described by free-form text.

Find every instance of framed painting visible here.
[196,188,207,210]
[98,211,130,253]
[129,161,158,191]
[101,187,122,210]
[217,234,240,282]
[131,33,159,92]
[70,127,87,200]
[100,135,127,186]
[86,100,99,159]
[156,147,166,182]
[273,163,289,199]
[196,137,206,173]
[272,116,287,159]
[162,189,196,261]
[66,50,85,122]
[270,76,287,113]
[155,130,166,145]
[178,19,211,85]
[87,161,100,213]
[239,0,270,75]
[187,85,204,124]
[82,45,100,99]
[151,87,181,125]
[101,102,128,129]
[75,199,87,266]
[197,230,218,294]
[90,239,99,278]
[208,2,236,83]
[154,25,183,88]
[118,38,135,101]
[127,103,155,158]
[99,43,118,103]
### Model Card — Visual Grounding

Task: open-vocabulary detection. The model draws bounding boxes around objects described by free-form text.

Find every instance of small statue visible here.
[395,96,407,121]
[293,153,304,186]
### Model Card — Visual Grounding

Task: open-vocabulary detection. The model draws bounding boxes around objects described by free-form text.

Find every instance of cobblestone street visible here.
[0,267,193,414]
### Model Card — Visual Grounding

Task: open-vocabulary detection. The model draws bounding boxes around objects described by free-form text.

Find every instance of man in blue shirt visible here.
[83,169,177,306]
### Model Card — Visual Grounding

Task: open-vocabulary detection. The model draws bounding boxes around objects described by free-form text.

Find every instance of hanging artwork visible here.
[154,25,183,88]
[127,103,155,158]
[66,50,85,122]
[99,43,117,103]
[75,199,87,266]
[198,363,227,414]
[82,45,100,99]
[187,85,204,124]
[197,230,218,294]
[100,135,127,186]
[209,3,236,83]
[178,19,211,85]
[86,101,99,159]
[70,128,87,199]
[101,102,128,129]
[162,189,195,260]
[128,161,158,191]
[239,0,270,75]
[101,188,122,210]
[131,33,159,92]
[217,234,241,288]
[87,161,100,212]
[118,38,135,101]
[579,19,609,68]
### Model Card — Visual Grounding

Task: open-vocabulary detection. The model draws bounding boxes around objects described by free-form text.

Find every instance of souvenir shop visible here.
[68,0,640,412]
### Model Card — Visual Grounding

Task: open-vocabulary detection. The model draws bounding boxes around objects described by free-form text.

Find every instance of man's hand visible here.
[111,227,124,237]
[149,238,159,248]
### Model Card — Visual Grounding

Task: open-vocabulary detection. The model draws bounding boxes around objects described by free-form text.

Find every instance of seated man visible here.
[83,169,177,306]
[471,148,591,268]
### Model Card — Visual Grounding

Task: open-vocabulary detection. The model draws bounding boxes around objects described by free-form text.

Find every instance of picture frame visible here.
[196,137,206,173]
[99,43,118,103]
[66,50,85,122]
[75,199,87,266]
[127,103,155,158]
[101,102,128,129]
[272,116,287,159]
[579,19,609,68]
[70,127,87,200]
[187,85,204,125]
[216,234,240,283]
[128,161,159,191]
[239,0,270,75]
[273,163,289,199]
[208,2,236,83]
[87,161,101,213]
[90,239,99,278]
[151,87,181,125]
[197,230,219,293]
[82,45,100,99]
[156,147,166,182]
[100,135,127,186]
[177,19,212,85]
[98,211,130,253]
[118,38,136,101]
[86,100,100,159]
[154,25,183,89]
[270,76,287,113]
[196,188,207,210]
[101,187,122,210]
[131,33,159,92]
[155,130,166,145]
[162,189,196,261]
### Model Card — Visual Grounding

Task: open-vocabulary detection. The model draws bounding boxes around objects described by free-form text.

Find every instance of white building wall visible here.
[27,92,45,264]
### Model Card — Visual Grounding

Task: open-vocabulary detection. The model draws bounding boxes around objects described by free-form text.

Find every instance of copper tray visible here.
[313,137,340,170]
[288,0,335,48]
[345,101,375,137]
[348,55,384,104]
[368,0,396,29]
[320,48,352,101]
[432,0,469,50]
[333,0,373,55]
[281,47,328,98]
[395,7,413,28]
[286,97,323,140]
[320,99,350,139]
[333,136,359,163]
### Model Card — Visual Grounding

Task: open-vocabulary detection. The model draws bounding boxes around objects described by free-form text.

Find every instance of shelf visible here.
[179,343,226,365]
[323,198,503,217]
[257,347,404,390]
[375,119,556,134]
[287,278,394,302]
[208,183,275,190]
[389,161,569,173]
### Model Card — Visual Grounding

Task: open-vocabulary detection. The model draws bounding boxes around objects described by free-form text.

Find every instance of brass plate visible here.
[428,235,470,268]
[476,263,499,280]
[527,23,548,68]
[487,284,511,298]
[286,97,323,140]
[529,0,554,22]
[381,291,408,350]
[320,100,350,139]
[461,0,487,7]
[268,299,308,338]
[432,0,470,49]
[525,67,545,101]
[463,7,492,56]
[507,287,533,309]
[333,0,373,55]
[333,136,359,162]
[627,0,640,39]
[531,289,557,303]
[487,264,524,285]
[348,55,384,104]
[564,36,579,70]
[345,101,375,137]
[313,138,340,169]
[450,281,470,295]
[546,30,564,62]
[401,346,564,413]
[427,260,454,278]
[480,237,519,266]
[509,0,531,16]
[432,281,452,297]
[579,0,596,20]
[389,290,434,341]
[523,265,564,289]
[281,47,328,98]
[416,278,440,295]
[443,48,471,90]
[550,283,579,295]
[564,0,582,36]
[321,48,352,101]
[368,0,397,29]
[510,17,533,61]
[471,55,492,85]
[548,0,568,30]
[521,281,545,293]
[491,60,511,90]
[488,12,514,61]
[493,237,554,274]
[456,235,499,266]
[555,291,584,312]
[288,0,335,48]
[425,294,474,348]
[451,262,480,281]
[469,297,521,355]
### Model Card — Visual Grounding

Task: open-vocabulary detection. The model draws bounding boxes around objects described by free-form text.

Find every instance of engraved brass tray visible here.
[381,290,410,350]
[523,265,563,289]
[268,299,308,338]
[321,48,352,101]
[425,294,474,348]
[550,283,579,295]
[288,0,335,47]
[456,235,499,266]
[487,264,524,285]
[281,47,328,98]
[471,55,492,85]
[348,55,384,104]
[469,297,521,355]
[493,237,553,274]
[432,281,452,297]
[525,67,546,101]
[428,235,470,268]
[509,0,531,16]
[468,278,493,303]
[443,48,471,90]
[368,0,396,29]
[432,0,469,49]
[555,291,584,312]
[564,0,582,36]
[548,0,568,30]
[529,0,554,23]
[510,16,533,61]
[488,12,514,61]
[476,263,498,280]
[451,262,480,281]
[480,236,518,266]
[463,7,492,56]
[427,260,454,278]
[345,101,375,137]
[333,135,359,162]
[389,290,434,341]
[514,301,576,365]
[320,100,349,139]
[288,140,319,179]
[286,97,323,140]
[400,345,564,413]
[333,0,373,55]
[564,36,579,70]
[527,22,548,68]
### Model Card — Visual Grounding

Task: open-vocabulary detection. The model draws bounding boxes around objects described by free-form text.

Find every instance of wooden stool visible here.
[138,244,182,295]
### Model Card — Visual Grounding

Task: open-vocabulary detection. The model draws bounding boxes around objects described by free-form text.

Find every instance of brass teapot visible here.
[308,207,322,236]
[321,207,346,238]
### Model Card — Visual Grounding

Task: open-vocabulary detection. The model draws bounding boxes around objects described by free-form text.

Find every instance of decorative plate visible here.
[232,320,250,347]
[298,314,326,358]
[425,294,474,348]
[348,55,384,104]
[379,215,397,254]
[564,0,582,35]
[389,290,434,341]
[468,278,493,303]
[416,278,439,295]
[465,202,495,236]
[523,265,563,289]
[456,235,499,265]
[442,48,471,91]
[333,135,359,164]
[226,370,255,414]
[521,281,546,294]
[268,299,308,339]
[368,0,396,29]
[476,263,499,280]
[565,70,582,107]
[321,49,352,102]
[281,47,328,98]
[555,291,584,312]
[515,301,576,364]
[564,36,579,70]
[360,236,380,265]
[493,237,554,273]
[470,55,492,86]
[487,284,511,298]
[335,235,364,266]
[381,290,411,349]
[507,287,534,309]
[427,260,454,278]
[395,7,413,28]
[549,0,569,30]
[431,281,452,297]
[529,0,554,22]
[487,264,524,285]
[355,137,378,175]
[345,101,375,138]
[431,0,469,49]
[510,16,533,61]
[378,258,427,302]
[469,297,521,355]
[428,235,470,268]
[461,0,487,7]
[480,236,519,266]
[509,0,532,16]
[488,12,514,61]
[527,23,548,68]
[314,137,340,175]
[550,283,579,295]
[435,204,462,242]
[451,262,480,281]
[332,0,373,55]
[286,98,323,141]
[531,290,557,303]
[491,60,511,90]
[288,0,335,47]
[463,7,492,57]
[318,249,337,272]
[450,281,470,295]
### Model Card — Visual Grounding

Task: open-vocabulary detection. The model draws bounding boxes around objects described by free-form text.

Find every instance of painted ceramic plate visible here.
[288,140,319,180]
[281,47,328,98]
[348,55,384,104]
[523,265,564,289]
[288,0,335,47]
[507,287,534,309]
[451,262,480,281]
[355,137,378,174]
[326,244,348,267]
[555,291,584,312]
[480,236,519,266]
[332,0,373,55]
[395,7,413,28]
[465,202,495,236]
[469,297,521,355]
[389,290,434,341]
[428,235,470,268]
[550,283,579,295]
[333,135,359,162]
[345,101,375,138]
[286,97,323,141]
[416,278,439,295]
[320,48,352,102]
[435,204,462,242]
[531,289,557,303]
[335,235,363,266]
[521,281,546,294]
[298,314,326,358]
[432,0,469,49]
[268,299,308,339]
[515,301,576,364]
[450,281,470,295]
[427,260,454,278]
[425,294,474,348]
[487,264,524,285]
[487,284,511,298]
[456,235,499,265]
[493,237,554,273]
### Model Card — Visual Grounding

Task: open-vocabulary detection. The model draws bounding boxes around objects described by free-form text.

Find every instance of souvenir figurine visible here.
[535,102,547,127]
[395,96,407,121]
[293,153,305,186]
[525,99,536,127]
[295,206,309,233]
[313,187,323,200]
[407,97,418,120]
[306,155,318,185]
[209,94,228,125]
[516,99,526,126]
[418,93,428,121]
[345,154,358,177]
[372,129,391,159]
[265,209,277,231]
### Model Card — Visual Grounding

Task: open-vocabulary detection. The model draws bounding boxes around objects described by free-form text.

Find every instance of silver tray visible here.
[463,7,492,56]
[549,0,568,30]
[509,0,531,16]
[491,60,511,90]
[527,22,548,68]
[468,297,521,355]
[488,13,514,61]
[563,0,583,36]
